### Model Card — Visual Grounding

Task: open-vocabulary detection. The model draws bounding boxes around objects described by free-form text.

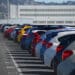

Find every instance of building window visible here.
[33,21,46,23]
[47,21,55,23]
[20,14,75,17]
[65,21,73,24]
[56,21,64,23]
[20,9,75,12]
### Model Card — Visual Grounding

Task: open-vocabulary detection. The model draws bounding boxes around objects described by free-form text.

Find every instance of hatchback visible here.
[44,29,75,70]
[57,39,75,75]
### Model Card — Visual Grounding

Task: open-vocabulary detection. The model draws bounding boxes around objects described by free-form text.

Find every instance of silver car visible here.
[57,40,75,75]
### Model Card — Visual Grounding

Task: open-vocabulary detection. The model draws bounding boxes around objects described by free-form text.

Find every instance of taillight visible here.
[56,45,64,53]
[62,50,73,60]
[33,32,40,37]
[36,38,42,43]
[46,42,53,48]
[33,37,41,44]
[33,32,41,43]
[42,40,47,46]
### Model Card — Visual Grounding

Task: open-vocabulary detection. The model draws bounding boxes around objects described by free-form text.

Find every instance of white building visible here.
[9,5,75,25]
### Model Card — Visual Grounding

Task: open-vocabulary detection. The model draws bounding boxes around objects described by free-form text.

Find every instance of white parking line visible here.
[6,66,15,69]
[5,61,10,64]
[3,43,23,75]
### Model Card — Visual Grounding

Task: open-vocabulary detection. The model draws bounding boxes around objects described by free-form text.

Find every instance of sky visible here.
[35,0,75,3]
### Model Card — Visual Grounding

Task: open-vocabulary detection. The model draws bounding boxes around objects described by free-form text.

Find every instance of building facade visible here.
[10,5,75,25]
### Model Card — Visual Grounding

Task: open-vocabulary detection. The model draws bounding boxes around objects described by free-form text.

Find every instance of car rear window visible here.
[58,34,75,48]
[44,32,58,41]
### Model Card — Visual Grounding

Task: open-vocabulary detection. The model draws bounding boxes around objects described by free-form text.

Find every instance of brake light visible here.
[33,32,40,37]
[62,50,73,60]
[42,40,47,46]
[36,38,42,43]
[56,45,64,53]
[46,42,53,48]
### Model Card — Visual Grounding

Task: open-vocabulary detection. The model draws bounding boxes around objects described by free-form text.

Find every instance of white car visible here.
[44,30,75,69]
[57,40,75,75]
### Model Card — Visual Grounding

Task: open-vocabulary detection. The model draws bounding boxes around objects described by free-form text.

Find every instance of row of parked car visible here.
[0,24,75,75]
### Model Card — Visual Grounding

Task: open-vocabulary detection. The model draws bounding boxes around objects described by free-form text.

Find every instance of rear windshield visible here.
[58,34,75,48]
[45,32,58,41]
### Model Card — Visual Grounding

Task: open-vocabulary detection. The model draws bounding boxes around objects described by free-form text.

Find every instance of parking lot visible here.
[0,32,56,75]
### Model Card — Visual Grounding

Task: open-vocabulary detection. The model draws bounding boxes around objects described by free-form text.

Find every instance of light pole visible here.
[17,0,18,18]
[7,0,10,20]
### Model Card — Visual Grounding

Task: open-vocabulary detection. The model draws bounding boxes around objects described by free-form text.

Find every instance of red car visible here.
[31,30,46,56]
[4,26,16,39]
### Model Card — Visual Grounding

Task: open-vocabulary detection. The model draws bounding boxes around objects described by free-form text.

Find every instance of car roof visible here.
[32,30,46,33]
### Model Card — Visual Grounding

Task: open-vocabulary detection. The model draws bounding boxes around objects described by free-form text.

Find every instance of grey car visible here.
[57,40,75,75]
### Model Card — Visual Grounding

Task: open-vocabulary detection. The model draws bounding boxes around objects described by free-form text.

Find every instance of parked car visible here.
[31,30,46,56]
[17,24,32,42]
[44,29,75,70]
[4,26,16,39]
[10,25,23,41]
[57,40,75,75]
[35,33,47,58]
[52,34,75,68]
[37,30,58,59]
[1,24,13,32]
